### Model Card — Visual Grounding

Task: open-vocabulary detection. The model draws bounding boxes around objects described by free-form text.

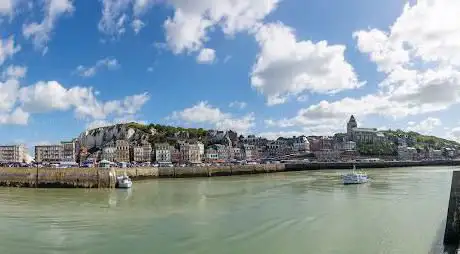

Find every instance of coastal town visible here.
[0,115,459,168]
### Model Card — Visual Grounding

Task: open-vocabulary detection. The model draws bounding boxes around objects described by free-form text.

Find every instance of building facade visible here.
[0,145,28,163]
[181,143,202,164]
[61,140,76,162]
[131,142,152,163]
[292,136,310,152]
[155,143,171,163]
[35,145,63,163]
[242,144,257,161]
[346,115,385,143]
[397,146,417,161]
[102,146,116,162]
[115,140,130,162]
[205,148,219,161]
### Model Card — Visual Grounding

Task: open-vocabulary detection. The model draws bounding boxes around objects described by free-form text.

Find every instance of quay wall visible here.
[0,160,459,188]
[0,167,117,188]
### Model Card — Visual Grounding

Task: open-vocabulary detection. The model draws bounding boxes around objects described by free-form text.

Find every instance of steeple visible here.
[347,115,358,137]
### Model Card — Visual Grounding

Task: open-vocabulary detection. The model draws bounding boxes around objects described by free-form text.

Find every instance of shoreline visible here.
[0,160,458,188]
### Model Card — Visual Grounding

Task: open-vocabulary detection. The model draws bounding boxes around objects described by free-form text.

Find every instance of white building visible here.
[197,142,205,156]
[205,148,218,161]
[0,145,28,163]
[131,142,152,162]
[61,140,77,162]
[181,143,202,164]
[35,145,63,163]
[102,146,116,162]
[155,143,171,163]
[293,136,310,152]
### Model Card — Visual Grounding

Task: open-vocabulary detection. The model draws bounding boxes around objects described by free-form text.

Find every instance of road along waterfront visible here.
[0,166,454,254]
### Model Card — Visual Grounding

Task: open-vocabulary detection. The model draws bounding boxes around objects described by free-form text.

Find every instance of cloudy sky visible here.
[0,0,459,146]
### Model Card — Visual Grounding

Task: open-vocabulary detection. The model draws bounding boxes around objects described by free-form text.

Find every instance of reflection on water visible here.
[0,166,457,254]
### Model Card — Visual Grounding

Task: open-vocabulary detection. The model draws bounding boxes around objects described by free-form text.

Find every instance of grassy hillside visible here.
[383,129,460,150]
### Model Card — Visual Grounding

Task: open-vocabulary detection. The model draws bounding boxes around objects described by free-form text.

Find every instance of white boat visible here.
[342,165,368,185]
[116,175,133,189]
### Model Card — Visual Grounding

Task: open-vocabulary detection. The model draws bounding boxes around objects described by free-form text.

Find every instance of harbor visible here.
[0,166,453,254]
[2,160,460,188]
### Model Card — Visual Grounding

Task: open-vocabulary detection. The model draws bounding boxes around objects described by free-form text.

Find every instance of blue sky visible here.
[0,0,459,147]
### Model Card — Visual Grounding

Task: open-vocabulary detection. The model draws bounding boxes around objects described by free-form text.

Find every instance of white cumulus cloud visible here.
[269,0,460,133]
[164,0,280,54]
[407,117,442,134]
[171,101,255,133]
[196,48,215,64]
[251,22,363,105]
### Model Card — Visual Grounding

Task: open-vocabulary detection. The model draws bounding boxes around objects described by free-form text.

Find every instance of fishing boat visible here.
[116,174,133,189]
[342,165,368,185]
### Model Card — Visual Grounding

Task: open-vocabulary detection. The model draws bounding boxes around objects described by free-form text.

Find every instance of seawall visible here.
[0,160,459,188]
[0,167,117,188]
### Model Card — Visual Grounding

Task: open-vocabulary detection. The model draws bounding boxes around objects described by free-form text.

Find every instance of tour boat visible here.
[116,175,133,189]
[342,165,368,185]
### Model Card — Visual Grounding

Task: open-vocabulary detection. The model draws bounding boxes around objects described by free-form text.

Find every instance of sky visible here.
[0,0,460,147]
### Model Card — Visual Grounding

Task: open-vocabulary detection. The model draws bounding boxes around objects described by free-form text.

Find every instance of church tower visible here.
[347,115,357,137]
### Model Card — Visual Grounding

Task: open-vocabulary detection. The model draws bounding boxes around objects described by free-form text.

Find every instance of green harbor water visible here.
[0,166,455,254]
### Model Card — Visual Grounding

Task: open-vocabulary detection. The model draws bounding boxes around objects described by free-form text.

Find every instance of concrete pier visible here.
[444,171,460,245]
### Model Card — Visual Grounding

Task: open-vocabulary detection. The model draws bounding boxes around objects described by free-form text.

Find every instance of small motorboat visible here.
[342,165,368,185]
[116,174,133,189]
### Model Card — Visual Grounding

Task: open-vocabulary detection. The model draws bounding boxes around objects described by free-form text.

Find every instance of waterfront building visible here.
[346,115,385,143]
[61,140,77,162]
[115,140,130,162]
[170,147,182,164]
[266,140,289,157]
[142,142,152,162]
[319,137,334,150]
[242,144,258,161]
[308,138,321,152]
[155,143,171,163]
[214,144,230,161]
[292,136,310,152]
[197,142,205,156]
[427,149,443,160]
[101,146,116,162]
[35,145,63,163]
[180,143,202,164]
[131,142,152,163]
[131,146,144,162]
[0,145,28,163]
[397,146,417,161]
[205,148,219,162]
[231,147,243,161]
